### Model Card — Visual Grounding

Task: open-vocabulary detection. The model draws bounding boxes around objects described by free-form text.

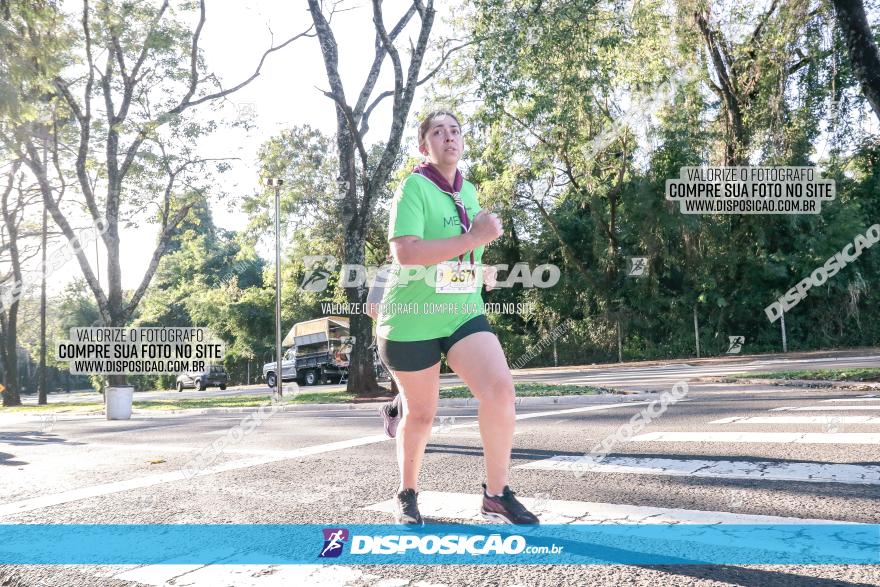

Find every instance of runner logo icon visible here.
[302,256,337,292]
[319,528,349,558]
[726,336,745,354]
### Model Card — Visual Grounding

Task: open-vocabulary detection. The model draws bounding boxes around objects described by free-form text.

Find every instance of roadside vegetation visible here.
[727,368,880,382]
[3,383,620,413]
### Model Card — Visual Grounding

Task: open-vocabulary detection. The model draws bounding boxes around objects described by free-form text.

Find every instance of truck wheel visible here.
[304,370,317,386]
[266,372,276,389]
[219,384,226,391]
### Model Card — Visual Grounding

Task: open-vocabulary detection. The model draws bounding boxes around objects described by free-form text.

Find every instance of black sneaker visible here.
[380,401,400,438]
[481,484,540,525]
[393,488,423,525]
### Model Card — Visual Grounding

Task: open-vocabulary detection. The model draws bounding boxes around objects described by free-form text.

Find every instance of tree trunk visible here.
[342,219,381,396]
[38,202,47,404]
[832,0,880,122]
[1,312,20,407]
[1,172,22,407]
[307,0,436,397]
[104,214,129,388]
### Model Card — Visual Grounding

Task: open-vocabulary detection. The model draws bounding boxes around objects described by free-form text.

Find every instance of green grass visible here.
[131,390,358,410]
[0,402,104,414]
[726,368,880,382]
[440,383,615,399]
[1,391,358,413]
[1,383,611,414]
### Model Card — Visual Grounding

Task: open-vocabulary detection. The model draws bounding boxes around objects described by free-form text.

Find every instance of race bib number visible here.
[435,262,477,294]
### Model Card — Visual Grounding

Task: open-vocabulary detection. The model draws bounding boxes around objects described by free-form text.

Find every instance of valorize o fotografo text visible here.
[56,327,224,374]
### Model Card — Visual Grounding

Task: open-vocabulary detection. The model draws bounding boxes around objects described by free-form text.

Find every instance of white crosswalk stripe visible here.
[365,491,845,524]
[514,455,880,484]
[770,405,880,411]
[628,431,880,444]
[710,415,880,424]
[112,562,367,586]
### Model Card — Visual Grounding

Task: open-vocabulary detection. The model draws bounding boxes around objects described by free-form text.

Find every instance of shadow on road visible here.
[0,452,27,466]
[644,564,876,587]
[0,431,77,447]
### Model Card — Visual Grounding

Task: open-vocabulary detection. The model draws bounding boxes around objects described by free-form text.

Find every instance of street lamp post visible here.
[267,178,284,396]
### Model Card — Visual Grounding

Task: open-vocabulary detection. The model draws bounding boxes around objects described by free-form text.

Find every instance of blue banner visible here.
[1,524,877,565]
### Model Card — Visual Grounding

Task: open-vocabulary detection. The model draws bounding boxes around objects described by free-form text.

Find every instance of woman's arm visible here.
[391,232,480,266]
[391,210,502,266]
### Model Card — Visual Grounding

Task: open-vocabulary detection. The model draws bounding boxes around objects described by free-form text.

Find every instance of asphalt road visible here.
[24,348,880,404]
[1,351,879,586]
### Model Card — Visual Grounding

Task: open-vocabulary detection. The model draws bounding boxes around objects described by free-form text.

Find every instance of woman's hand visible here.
[483,264,498,291]
[470,210,503,246]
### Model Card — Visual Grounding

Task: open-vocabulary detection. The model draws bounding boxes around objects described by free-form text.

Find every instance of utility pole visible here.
[38,131,48,405]
[780,310,788,353]
[267,178,284,396]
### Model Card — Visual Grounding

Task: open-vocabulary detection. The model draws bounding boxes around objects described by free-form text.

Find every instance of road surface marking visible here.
[820,397,880,402]
[770,405,880,411]
[629,431,880,444]
[514,455,880,484]
[364,491,846,524]
[113,561,366,586]
[0,401,646,518]
[710,416,880,424]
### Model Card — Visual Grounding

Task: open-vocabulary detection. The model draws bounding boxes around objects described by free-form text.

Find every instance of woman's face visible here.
[419,115,462,167]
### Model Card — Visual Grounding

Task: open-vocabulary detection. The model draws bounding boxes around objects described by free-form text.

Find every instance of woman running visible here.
[366,263,402,438]
[377,110,539,525]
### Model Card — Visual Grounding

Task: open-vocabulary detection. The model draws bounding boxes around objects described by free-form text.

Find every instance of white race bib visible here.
[435,262,477,294]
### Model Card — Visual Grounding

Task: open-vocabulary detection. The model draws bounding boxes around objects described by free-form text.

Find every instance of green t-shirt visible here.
[377,172,486,341]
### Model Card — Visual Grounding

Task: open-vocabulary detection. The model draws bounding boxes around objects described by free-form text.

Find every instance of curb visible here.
[0,392,666,420]
[710,377,880,390]
[131,391,653,416]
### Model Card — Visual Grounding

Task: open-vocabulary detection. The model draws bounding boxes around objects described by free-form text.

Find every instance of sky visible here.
[42,0,458,296]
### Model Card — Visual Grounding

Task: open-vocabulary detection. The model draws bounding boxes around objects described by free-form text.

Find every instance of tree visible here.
[5,0,311,388]
[0,0,69,406]
[690,0,830,165]
[307,0,459,395]
[0,160,27,406]
[832,0,880,122]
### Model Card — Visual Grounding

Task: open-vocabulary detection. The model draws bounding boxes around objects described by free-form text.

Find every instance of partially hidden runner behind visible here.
[366,262,402,438]
[377,110,539,525]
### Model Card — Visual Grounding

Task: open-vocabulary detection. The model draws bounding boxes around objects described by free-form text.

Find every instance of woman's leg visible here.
[446,331,515,495]
[391,361,441,492]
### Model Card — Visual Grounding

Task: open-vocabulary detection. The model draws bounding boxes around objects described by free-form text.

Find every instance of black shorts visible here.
[378,314,494,372]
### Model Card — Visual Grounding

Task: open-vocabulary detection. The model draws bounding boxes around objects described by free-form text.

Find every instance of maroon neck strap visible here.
[412,162,474,265]
[412,161,462,194]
